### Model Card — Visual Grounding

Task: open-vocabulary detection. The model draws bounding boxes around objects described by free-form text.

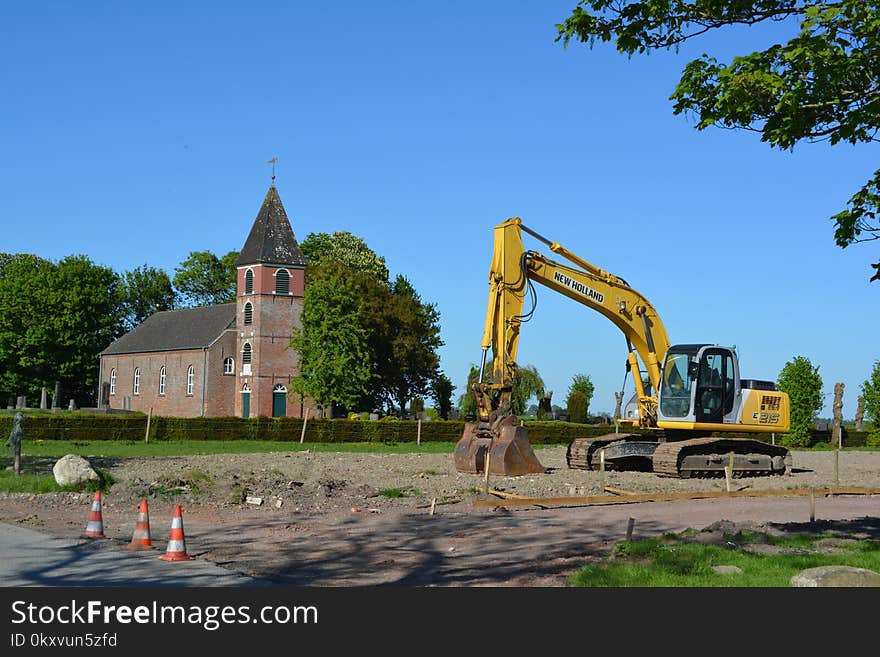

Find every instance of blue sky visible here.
[1,1,877,417]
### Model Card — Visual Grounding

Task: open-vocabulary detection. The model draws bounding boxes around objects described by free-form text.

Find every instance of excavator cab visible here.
[656,344,788,433]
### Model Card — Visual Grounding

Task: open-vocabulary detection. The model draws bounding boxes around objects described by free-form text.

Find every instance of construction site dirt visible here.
[1,446,879,586]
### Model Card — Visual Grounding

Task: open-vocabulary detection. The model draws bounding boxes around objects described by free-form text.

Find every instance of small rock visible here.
[245,496,263,506]
[52,455,100,487]
[351,507,361,513]
[274,499,283,508]
[791,566,880,587]
[712,565,743,575]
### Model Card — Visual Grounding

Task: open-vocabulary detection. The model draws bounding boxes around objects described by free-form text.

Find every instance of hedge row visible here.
[0,411,872,447]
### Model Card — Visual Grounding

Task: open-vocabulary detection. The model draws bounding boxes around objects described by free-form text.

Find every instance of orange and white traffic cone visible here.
[83,491,106,538]
[158,505,195,561]
[127,499,154,550]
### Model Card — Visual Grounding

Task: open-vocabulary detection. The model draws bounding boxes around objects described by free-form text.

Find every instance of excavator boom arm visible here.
[477,218,670,418]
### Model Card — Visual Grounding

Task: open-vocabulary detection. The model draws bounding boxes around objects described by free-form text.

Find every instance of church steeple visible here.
[234,186,307,268]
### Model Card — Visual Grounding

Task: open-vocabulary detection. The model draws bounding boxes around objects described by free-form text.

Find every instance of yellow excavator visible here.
[454,218,791,479]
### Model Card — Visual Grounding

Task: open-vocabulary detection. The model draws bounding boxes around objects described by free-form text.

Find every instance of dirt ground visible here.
[1,446,879,586]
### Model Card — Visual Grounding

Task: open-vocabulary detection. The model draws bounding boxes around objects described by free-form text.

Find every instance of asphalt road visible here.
[0,523,271,587]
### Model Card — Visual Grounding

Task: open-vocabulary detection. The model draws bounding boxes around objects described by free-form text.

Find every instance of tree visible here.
[776,355,824,447]
[456,363,545,418]
[375,276,444,416]
[173,250,239,306]
[0,254,125,406]
[430,371,454,419]
[566,373,596,422]
[300,231,390,282]
[557,1,880,281]
[567,391,590,424]
[861,360,880,446]
[120,264,177,330]
[290,269,374,414]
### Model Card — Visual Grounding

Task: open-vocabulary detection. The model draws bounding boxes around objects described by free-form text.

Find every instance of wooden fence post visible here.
[145,407,152,443]
[300,407,310,444]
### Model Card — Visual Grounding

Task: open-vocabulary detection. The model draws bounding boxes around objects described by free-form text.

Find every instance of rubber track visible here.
[652,437,790,478]
[566,434,644,470]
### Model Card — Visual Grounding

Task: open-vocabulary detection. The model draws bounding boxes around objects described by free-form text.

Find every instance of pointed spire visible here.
[234,186,307,268]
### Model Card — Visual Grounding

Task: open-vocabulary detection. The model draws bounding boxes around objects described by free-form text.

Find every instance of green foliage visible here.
[567,390,590,424]
[861,360,880,445]
[296,252,443,418]
[430,371,454,420]
[571,529,880,587]
[120,264,177,330]
[0,253,125,405]
[567,373,595,420]
[777,355,824,448]
[409,397,424,416]
[556,1,880,281]
[290,268,374,411]
[456,363,545,417]
[379,275,444,416]
[172,250,238,306]
[300,231,390,282]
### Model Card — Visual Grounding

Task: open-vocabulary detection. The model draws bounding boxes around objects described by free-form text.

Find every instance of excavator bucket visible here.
[454,416,545,477]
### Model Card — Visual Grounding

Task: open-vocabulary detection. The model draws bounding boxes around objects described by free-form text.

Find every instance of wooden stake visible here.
[599,449,606,493]
[834,449,839,486]
[724,452,734,492]
[417,418,421,446]
[430,497,436,515]
[626,517,635,542]
[810,488,815,522]
[604,486,637,496]
[300,407,309,444]
[145,407,152,443]
[484,450,492,494]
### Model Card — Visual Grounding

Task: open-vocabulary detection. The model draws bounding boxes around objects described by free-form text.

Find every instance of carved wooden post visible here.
[831,382,844,448]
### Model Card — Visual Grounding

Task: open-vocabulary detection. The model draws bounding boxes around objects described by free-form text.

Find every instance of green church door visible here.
[272,385,287,417]
[242,389,250,418]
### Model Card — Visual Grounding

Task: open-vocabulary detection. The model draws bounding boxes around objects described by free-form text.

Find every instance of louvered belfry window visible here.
[242,343,252,364]
[245,269,253,294]
[275,269,289,294]
[244,302,253,325]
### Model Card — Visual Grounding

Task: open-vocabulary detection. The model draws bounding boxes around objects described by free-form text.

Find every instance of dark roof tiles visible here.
[234,186,307,267]
[101,304,236,355]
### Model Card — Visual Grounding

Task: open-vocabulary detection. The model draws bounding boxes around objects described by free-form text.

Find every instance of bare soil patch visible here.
[1,447,879,586]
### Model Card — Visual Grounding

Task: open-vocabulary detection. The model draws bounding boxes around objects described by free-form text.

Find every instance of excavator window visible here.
[659,351,693,417]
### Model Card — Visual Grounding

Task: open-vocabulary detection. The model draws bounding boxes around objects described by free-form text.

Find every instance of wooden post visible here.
[626,517,635,542]
[430,497,436,516]
[300,407,310,444]
[599,449,606,493]
[809,488,815,522]
[725,452,734,492]
[417,419,421,446]
[834,448,839,486]
[484,450,492,494]
[144,407,152,443]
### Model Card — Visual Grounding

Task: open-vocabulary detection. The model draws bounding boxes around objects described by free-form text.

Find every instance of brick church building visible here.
[98,184,309,418]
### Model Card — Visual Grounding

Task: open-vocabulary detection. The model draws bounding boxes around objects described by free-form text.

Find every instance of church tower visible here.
[234,185,308,417]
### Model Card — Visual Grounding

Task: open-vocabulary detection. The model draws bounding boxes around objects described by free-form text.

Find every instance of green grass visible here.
[379,488,409,498]
[0,469,115,494]
[570,532,880,587]
[15,439,460,458]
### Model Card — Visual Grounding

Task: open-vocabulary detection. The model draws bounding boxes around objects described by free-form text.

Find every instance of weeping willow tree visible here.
[457,363,545,417]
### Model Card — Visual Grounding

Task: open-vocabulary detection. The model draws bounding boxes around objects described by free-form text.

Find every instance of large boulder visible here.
[791,566,880,588]
[52,454,100,487]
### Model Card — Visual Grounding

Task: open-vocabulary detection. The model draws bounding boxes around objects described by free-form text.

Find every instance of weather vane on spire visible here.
[267,156,278,185]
